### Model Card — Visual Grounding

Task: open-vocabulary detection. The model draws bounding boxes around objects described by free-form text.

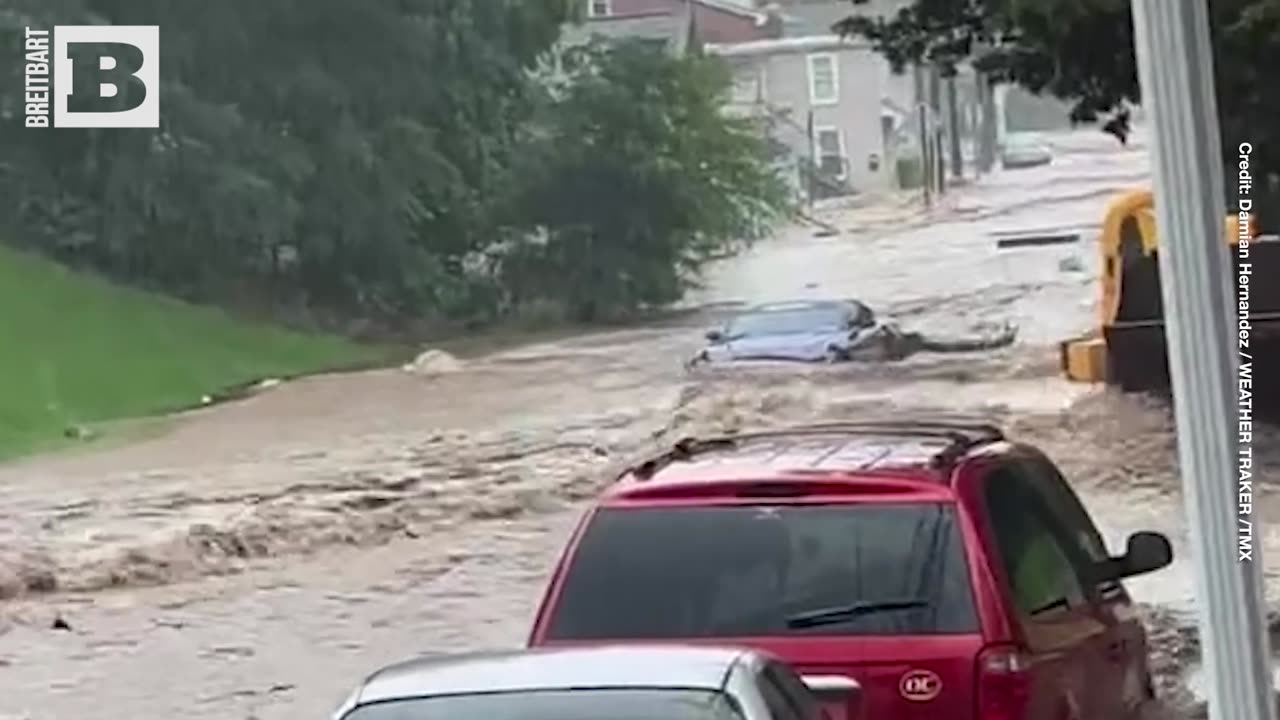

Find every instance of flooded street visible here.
[2,129,1277,719]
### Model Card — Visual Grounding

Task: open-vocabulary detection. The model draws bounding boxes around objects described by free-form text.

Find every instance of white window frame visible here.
[806,53,839,106]
[813,125,847,181]
[587,0,611,18]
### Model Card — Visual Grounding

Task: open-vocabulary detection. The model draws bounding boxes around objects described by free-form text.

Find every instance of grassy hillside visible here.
[0,245,385,460]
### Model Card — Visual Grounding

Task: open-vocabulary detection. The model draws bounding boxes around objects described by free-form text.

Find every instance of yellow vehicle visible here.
[1060,189,1277,417]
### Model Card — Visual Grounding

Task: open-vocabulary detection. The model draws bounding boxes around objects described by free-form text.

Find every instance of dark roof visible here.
[561,1,766,52]
[696,0,768,20]
[562,13,687,47]
[777,0,912,37]
[778,1,850,36]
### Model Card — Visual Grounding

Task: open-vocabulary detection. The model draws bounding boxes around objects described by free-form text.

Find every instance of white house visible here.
[709,34,897,199]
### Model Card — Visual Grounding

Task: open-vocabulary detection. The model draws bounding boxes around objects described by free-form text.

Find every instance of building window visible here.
[814,127,846,180]
[807,53,838,105]
[587,0,611,18]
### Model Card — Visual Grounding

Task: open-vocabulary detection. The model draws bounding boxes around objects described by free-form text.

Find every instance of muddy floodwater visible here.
[2,129,1277,719]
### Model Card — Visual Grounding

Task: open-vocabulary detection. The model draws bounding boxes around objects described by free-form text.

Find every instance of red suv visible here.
[527,421,1173,720]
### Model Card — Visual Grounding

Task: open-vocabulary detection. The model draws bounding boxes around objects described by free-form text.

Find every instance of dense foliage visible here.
[0,1,789,332]
[837,0,1280,229]
[504,42,789,321]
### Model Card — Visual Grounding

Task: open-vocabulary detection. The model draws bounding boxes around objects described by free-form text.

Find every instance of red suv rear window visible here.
[544,502,978,640]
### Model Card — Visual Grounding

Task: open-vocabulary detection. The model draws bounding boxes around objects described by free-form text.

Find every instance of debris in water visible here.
[62,425,95,441]
[403,349,463,375]
[797,211,839,237]
[994,232,1080,249]
[0,550,59,599]
[51,615,71,631]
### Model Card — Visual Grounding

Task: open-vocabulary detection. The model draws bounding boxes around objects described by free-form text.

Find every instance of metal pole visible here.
[946,74,963,179]
[927,64,944,194]
[976,72,997,174]
[912,62,924,108]
[993,83,1007,148]
[1129,1,1275,719]
[913,64,931,207]
[806,109,816,209]
[972,76,984,178]
[917,104,931,208]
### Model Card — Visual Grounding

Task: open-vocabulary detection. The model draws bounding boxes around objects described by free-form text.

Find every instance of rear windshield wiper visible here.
[1028,596,1070,615]
[785,598,930,629]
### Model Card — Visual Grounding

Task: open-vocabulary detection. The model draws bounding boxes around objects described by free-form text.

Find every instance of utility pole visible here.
[913,63,931,208]
[805,109,816,210]
[1129,2,1275,720]
[977,71,997,173]
[911,61,924,109]
[927,63,944,194]
[945,74,963,179]
[972,43,997,176]
[993,83,1008,148]
[917,105,932,207]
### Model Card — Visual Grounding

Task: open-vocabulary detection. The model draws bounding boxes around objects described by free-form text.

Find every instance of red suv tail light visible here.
[977,644,1032,720]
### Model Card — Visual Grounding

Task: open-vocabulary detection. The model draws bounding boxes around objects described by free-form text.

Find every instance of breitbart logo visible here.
[23,25,160,128]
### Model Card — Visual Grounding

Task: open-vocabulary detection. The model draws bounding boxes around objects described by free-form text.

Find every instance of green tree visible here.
[498,40,792,322]
[836,0,1280,230]
[1,0,574,326]
[0,3,788,331]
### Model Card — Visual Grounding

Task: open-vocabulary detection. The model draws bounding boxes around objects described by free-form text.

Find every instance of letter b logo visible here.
[53,26,159,128]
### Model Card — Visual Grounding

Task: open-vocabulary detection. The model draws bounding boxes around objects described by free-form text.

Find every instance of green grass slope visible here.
[0,245,385,460]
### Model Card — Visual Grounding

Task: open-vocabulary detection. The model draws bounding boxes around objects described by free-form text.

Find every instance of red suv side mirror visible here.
[1119,531,1173,577]
[1093,531,1173,582]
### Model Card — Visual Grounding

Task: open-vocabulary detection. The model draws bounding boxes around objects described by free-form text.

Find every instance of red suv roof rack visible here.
[630,419,1005,481]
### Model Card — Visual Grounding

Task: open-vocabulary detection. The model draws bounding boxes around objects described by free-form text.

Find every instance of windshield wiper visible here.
[1028,596,1070,615]
[785,598,930,629]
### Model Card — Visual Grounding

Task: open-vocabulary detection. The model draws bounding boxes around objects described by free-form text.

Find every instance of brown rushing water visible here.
[3,129,1274,719]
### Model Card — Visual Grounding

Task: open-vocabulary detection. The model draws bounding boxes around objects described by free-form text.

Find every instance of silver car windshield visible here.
[727,308,846,337]
[341,688,746,720]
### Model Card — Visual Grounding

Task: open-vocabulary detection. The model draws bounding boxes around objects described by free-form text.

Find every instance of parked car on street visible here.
[330,645,856,720]
[527,420,1174,720]
[1001,133,1054,169]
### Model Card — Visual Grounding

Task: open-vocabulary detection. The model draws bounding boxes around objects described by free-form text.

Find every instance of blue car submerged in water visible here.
[690,300,881,365]
[689,299,1018,367]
